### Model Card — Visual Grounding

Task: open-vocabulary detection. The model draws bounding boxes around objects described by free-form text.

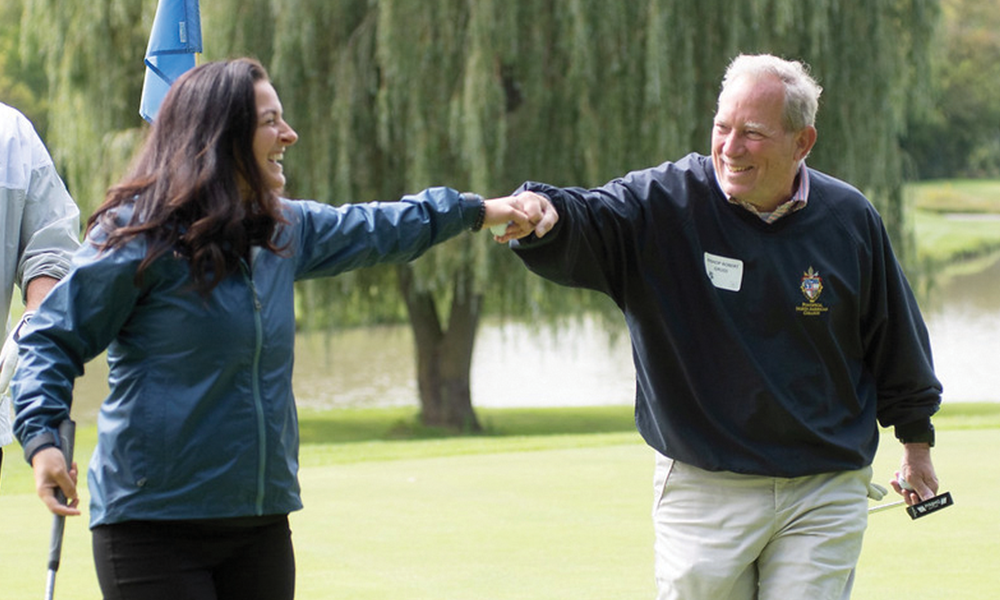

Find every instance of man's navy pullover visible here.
[512,153,941,477]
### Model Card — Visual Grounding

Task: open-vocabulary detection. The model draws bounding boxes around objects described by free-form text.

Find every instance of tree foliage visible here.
[902,0,1000,179]
[17,0,154,216]
[10,0,939,427]
[0,2,47,130]
[11,0,941,290]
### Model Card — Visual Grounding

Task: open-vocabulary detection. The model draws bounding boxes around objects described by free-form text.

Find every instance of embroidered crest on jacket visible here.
[796,267,829,316]
[800,267,823,302]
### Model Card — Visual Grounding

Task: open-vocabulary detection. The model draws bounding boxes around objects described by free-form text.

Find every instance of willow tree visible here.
[264,0,936,430]
[0,2,46,127]
[21,0,938,430]
[19,0,152,215]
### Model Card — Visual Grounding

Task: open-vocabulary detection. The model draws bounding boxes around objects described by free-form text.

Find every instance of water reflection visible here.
[294,326,417,409]
[920,253,1000,403]
[66,254,1000,424]
[292,252,1000,410]
[292,318,636,412]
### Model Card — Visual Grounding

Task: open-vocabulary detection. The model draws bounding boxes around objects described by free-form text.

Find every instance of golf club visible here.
[867,482,905,514]
[868,477,955,518]
[44,418,75,600]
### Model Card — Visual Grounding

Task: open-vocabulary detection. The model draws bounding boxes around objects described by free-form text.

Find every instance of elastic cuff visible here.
[461,192,486,232]
[895,418,935,446]
[23,431,58,464]
[894,417,931,439]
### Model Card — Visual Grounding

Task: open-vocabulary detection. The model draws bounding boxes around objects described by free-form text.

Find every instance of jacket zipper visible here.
[241,260,267,514]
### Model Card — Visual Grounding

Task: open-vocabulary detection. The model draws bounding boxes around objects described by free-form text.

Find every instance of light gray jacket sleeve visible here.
[0,104,80,321]
[17,161,81,294]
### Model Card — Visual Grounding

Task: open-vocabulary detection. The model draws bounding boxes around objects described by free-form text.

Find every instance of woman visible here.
[12,58,531,599]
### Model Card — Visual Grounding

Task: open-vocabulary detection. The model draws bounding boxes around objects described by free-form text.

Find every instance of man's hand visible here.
[482,196,531,240]
[490,191,559,242]
[891,443,938,505]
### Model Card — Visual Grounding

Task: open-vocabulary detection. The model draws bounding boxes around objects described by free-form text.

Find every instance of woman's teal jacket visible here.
[13,187,482,527]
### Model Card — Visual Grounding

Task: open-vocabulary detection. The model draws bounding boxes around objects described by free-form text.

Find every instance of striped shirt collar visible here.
[716,162,810,224]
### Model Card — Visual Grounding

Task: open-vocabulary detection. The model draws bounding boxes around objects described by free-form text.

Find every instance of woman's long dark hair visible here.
[88,58,287,297]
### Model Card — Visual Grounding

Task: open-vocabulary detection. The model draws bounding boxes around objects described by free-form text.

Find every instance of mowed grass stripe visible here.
[1,403,997,598]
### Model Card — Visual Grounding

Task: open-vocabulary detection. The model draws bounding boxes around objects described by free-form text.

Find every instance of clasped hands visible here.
[482,191,558,242]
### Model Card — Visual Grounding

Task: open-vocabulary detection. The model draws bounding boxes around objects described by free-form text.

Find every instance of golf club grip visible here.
[48,516,66,571]
[53,419,75,505]
[47,419,76,572]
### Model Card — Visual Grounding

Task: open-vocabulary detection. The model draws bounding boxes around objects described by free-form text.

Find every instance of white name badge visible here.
[704,252,744,292]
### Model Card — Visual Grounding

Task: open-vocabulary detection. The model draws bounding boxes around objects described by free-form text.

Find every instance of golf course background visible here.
[2,180,999,598]
[1,403,998,599]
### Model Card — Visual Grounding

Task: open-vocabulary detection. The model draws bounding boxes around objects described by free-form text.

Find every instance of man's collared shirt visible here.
[716,163,811,224]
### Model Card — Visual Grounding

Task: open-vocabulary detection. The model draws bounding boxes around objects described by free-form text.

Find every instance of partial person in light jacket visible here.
[13,58,534,600]
[0,101,80,484]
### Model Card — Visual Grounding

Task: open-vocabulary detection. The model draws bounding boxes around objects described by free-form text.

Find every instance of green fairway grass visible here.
[906,178,1000,268]
[909,179,1000,215]
[1,403,997,598]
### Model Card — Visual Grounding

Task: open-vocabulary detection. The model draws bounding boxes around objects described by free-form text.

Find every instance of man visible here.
[0,102,80,483]
[505,54,941,599]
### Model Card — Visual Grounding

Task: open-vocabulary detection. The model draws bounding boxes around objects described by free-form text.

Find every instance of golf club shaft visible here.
[45,419,75,600]
[45,570,56,600]
[868,499,905,514]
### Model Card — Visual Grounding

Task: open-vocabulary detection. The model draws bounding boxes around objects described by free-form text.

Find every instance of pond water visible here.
[68,254,1000,424]
[295,253,1000,410]
[919,253,1000,404]
[292,317,638,411]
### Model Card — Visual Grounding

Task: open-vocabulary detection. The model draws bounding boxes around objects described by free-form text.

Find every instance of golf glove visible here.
[867,481,888,501]
[0,311,33,396]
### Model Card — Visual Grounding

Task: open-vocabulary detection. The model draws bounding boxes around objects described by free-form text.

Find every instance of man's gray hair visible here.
[721,54,822,132]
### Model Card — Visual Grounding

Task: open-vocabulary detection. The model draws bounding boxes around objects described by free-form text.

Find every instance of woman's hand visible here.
[32,446,81,516]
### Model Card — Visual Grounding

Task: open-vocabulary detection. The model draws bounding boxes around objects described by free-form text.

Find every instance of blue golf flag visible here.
[139,0,202,123]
